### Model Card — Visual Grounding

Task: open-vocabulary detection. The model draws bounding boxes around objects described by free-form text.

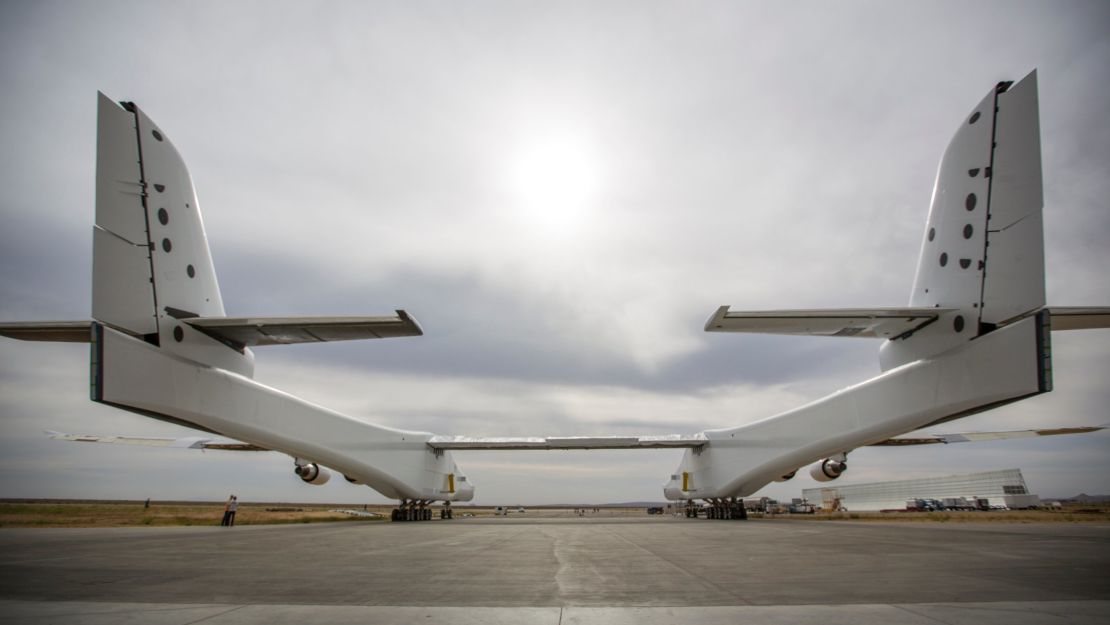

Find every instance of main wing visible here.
[427,435,708,450]
[1047,307,1110,331]
[46,430,268,451]
[869,425,1105,446]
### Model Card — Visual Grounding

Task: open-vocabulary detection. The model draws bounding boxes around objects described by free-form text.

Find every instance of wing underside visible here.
[179,310,423,347]
[870,426,1105,446]
[46,430,268,451]
[427,435,708,450]
[0,311,422,346]
[704,306,955,338]
[1047,307,1110,331]
[704,306,1110,338]
[48,425,1102,453]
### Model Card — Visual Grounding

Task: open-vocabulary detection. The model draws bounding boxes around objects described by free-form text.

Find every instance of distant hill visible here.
[1047,494,1110,503]
[545,502,670,508]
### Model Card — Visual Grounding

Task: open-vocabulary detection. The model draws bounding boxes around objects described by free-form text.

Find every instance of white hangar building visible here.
[803,469,1040,511]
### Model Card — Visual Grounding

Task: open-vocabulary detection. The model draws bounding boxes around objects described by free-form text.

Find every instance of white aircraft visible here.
[1,70,1107,521]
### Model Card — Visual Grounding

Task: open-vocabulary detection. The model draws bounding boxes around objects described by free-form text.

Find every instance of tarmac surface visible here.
[1,516,1108,624]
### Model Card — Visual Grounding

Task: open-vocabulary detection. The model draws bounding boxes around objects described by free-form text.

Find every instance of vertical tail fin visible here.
[881,71,1044,369]
[93,94,251,376]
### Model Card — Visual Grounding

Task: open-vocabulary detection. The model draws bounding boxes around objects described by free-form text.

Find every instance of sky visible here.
[0,1,1107,505]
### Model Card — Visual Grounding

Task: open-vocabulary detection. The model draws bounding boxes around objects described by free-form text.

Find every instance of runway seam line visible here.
[182,604,248,625]
[892,604,956,625]
[600,526,754,605]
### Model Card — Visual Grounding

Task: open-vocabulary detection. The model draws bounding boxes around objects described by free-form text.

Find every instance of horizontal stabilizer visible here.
[0,321,92,342]
[428,434,707,450]
[46,430,268,451]
[175,310,423,347]
[870,425,1105,446]
[704,306,954,338]
[0,311,425,346]
[1047,307,1110,331]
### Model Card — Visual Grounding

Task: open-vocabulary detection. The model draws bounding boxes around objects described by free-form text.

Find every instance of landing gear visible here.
[685,498,747,521]
[390,500,454,522]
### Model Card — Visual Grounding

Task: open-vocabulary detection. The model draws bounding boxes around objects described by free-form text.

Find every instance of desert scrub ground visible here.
[0,501,1105,527]
[0,501,389,527]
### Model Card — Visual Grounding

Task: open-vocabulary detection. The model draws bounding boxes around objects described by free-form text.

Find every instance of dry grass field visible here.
[0,500,1105,527]
[0,501,387,528]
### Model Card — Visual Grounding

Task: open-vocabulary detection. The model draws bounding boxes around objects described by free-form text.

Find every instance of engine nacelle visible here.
[453,476,475,502]
[775,470,797,482]
[294,462,331,485]
[809,458,847,482]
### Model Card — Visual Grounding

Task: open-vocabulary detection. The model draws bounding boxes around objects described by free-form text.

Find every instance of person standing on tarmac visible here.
[220,495,233,526]
[228,495,239,526]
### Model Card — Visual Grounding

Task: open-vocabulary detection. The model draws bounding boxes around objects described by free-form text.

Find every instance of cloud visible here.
[1,1,1108,505]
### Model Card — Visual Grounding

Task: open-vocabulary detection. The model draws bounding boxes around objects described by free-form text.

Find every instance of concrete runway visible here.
[1,517,1107,624]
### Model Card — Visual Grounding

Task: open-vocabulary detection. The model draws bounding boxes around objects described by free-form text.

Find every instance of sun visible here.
[505,133,600,234]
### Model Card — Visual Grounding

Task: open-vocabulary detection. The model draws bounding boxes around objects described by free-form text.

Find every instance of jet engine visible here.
[775,470,797,482]
[809,458,847,482]
[294,462,331,485]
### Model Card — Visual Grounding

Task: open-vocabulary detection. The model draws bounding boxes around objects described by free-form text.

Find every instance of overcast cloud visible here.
[1,1,1107,505]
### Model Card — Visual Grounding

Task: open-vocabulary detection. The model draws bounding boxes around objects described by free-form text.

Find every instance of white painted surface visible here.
[982,71,1045,325]
[98,326,469,502]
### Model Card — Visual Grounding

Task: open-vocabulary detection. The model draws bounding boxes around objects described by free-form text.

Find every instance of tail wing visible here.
[890,70,1044,367]
[706,72,1056,372]
[704,306,954,339]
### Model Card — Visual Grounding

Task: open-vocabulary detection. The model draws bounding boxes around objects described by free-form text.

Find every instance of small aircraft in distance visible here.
[2,70,1107,521]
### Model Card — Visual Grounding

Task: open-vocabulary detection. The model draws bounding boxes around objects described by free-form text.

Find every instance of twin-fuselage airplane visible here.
[2,70,1107,521]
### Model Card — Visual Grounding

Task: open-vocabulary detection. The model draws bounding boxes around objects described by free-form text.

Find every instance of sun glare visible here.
[505,134,600,234]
